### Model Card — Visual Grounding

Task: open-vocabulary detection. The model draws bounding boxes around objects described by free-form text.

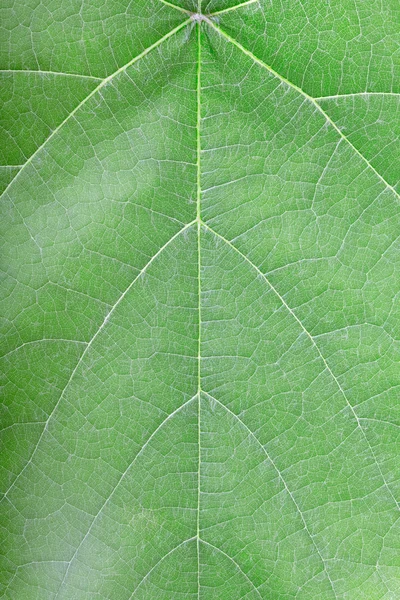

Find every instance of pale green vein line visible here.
[265,256,331,276]
[120,197,186,226]
[206,20,400,205]
[1,422,47,433]
[211,0,260,16]
[196,19,202,600]
[158,0,191,14]
[315,92,400,101]
[54,394,199,598]
[196,22,202,228]
[158,0,258,17]
[2,561,69,598]
[1,338,88,360]
[200,539,263,599]
[0,19,191,200]
[129,537,197,599]
[201,391,337,598]
[359,418,400,430]
[202,221,400,513]
[0,69,102,80]
[2,220,196,500]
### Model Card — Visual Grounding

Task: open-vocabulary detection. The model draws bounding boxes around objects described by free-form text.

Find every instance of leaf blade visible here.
[2,3,400,598]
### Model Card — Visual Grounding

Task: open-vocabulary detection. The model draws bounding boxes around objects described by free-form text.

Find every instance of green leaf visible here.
[1,0,399,598]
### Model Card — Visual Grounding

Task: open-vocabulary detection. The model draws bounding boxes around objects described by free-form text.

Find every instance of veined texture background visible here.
[1,0,400,598]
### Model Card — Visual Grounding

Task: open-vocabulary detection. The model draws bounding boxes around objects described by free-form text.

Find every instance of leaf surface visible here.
[1,0,399,598]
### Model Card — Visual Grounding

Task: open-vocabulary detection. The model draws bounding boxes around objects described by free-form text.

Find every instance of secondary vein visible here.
[0,20,191,200]
[206,20,400,206]
[3,220,196,499]
[202,220,400,513]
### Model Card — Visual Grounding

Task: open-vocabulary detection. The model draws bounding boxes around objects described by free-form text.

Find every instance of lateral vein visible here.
[0,20,191,200]
[3,220,196,499]
[201,391,337,598]
[206,20,400,205]
[201,221,400,513]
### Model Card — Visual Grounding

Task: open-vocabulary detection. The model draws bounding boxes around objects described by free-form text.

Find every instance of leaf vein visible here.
[201,391,337,598]
[202,221,400,513]
[3,221,196,500]
[199,538,264,599]
[0,20,191,200]
[54,394,199,597]
[206,21,400,205]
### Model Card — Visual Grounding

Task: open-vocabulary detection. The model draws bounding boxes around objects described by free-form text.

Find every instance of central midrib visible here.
[195,16,202,600]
